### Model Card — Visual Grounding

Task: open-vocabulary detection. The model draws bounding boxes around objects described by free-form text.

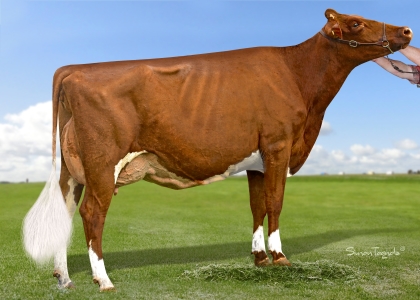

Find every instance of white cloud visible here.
[331,150,347,161]
[350,144,376,156]
[320,121,332,135]
[395,138,418,150]
[300,144,420,175]
[0,101,55,182]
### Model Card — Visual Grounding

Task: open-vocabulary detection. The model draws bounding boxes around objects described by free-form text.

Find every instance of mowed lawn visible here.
[0,175,419,299]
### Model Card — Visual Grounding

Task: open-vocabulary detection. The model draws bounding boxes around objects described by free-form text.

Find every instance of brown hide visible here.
[60,48,303,182]
[52,8,411,280]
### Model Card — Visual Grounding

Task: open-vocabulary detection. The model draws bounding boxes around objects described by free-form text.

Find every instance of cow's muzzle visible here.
[399,27,413,49]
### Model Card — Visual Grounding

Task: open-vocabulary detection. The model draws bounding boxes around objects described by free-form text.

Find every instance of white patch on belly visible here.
[252,225,266,253]
[229,150,264,175]
[88,241,114,289]
[114,151,148,184]
[203,151,264,184]
[268,229,283,254]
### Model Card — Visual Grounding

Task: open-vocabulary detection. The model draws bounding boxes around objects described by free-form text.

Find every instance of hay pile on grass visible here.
[180,260,360,284]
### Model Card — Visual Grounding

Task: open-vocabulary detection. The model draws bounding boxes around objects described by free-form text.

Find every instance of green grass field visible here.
[0,175,419,299]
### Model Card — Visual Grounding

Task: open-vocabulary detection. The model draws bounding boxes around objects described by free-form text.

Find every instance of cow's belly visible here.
[61,118,267,189]
[115,150,264,190]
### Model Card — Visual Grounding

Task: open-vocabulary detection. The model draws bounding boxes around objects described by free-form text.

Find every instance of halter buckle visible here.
[381,40,394,54]
[348,40,358,47]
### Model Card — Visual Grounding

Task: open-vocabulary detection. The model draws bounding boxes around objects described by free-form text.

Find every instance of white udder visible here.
[114,151,147,184]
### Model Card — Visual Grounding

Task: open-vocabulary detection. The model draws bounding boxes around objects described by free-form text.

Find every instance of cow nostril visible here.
[403,27,412,37]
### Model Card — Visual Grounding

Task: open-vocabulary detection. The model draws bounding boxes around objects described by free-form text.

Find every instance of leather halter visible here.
[319,22,394,54]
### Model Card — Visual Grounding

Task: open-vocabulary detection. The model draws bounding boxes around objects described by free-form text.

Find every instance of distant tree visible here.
[408,170,413,174]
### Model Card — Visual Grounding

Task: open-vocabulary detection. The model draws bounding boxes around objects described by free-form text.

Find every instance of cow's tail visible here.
[23,69,72,264]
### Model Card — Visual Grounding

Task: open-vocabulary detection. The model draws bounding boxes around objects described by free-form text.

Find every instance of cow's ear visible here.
[325,8,339,20]
[323,17,343,39]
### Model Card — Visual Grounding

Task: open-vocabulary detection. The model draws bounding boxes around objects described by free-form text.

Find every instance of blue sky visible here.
[1,0,419,181]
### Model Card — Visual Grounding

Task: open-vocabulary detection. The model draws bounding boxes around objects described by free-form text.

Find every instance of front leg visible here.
[247,170,270,266]
[263,142,291,266]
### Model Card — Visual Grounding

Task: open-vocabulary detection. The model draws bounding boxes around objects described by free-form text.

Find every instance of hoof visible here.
[256,257,270,267]
[100,286,116,292]
[53,271,75,289]
[93,277,115,291]
[273,256,292,266]
[271,251,292,266]
[252,251,270,267]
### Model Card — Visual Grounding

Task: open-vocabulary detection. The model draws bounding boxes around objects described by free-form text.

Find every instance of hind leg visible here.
[53,162,84,288]
[247,170,270,266]
[79,170,115,291]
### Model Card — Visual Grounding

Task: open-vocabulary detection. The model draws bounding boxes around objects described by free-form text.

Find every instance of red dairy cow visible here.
[23,9,412,291]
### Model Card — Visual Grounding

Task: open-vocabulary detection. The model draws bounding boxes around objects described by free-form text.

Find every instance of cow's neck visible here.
[283,32,363,115]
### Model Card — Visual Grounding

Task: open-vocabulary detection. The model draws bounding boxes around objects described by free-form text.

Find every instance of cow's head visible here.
[322,8,412,60]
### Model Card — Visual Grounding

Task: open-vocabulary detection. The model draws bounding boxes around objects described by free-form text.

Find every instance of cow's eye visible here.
[353,22,360,28]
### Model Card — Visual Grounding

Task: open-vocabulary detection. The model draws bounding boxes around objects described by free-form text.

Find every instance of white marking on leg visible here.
[65,177,79,216]
[114,151,148,184]
[54,247,72,288]
[88,241,114,290]
[52,177,79,288]
[252,225,266,253]
[268,229,283,254]
[287,167,292,177]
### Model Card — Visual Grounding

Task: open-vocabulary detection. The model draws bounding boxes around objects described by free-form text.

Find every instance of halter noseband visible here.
[319,22,394,54]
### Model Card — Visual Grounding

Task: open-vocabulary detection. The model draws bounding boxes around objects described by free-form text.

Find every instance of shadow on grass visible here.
[69,227,412,274]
